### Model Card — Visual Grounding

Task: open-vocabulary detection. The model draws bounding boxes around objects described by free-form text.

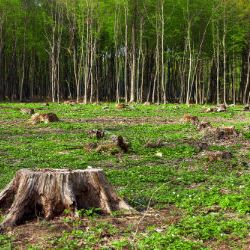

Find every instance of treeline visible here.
[0,0,249,104]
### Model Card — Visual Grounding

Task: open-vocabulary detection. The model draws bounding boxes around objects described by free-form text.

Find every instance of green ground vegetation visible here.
[0,103,249,249]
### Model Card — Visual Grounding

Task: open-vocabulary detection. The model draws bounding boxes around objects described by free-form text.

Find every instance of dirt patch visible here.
[34,127,67,134]
[0,119,26,126]
[0,106,20,111]
[205,236,250,250]
[202,115,250,124]
[9,206,181,249]
[9,222,67,249]
[201,151,232,162]
[64,117,178,125]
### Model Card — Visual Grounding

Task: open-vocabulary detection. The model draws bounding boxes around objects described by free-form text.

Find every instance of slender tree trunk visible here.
[51,26,56,103]
[130,24,136,103]
[186,20,192,105]
[19,48,25,102]
[0,17,3,100]
[185,0,192,105]
[124,5,128,103]
[222,6,227,105]
[216,25,220,105]
[114,5,120,103]
[161,0,166,104]
[84,5,90,104]
[89,22,94,104]
[136,18,143,102]
[140,54,145,102]
[232,51,236,105]
[244,49,250,104]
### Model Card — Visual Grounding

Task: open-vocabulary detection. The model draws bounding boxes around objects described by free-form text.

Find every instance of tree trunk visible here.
[216,25,220,105]
[124,5,128,103]
[130,24,136,103]
[185,0,192,105]
[114,5,120,103]
[84,5,90,104]
[222,6,227,105]
[243,49,250,104]
[0,168,133,229]
[161,0,166,104]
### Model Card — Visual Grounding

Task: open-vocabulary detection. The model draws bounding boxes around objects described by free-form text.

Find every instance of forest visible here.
[0,0,250,104]
[0,1,250,249]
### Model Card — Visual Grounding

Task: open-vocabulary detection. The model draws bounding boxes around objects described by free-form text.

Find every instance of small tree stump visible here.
[0,168,132,229]
[216,104,227,112]
[116,103,126,109]
[204,107,216,113]
[197,122,212,131]
[87,129,105,139]
[20,108,35,115]
[29,113,59,124]
[182,114,199,125]
[243,105,250,111]
[205,151,232,162]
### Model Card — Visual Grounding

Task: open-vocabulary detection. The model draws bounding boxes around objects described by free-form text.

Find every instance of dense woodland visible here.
[0,0,250,104]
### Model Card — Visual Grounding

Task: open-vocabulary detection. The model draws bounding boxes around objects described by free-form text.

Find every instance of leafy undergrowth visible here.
[0,103,249,249]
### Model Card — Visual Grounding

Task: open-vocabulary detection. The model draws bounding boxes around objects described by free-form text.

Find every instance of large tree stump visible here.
[0,168,132,229]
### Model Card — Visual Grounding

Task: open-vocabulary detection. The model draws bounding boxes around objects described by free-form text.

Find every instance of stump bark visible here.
[0,168,132,229]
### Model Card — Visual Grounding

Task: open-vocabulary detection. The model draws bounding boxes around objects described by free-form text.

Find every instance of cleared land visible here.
[0,103,249,249]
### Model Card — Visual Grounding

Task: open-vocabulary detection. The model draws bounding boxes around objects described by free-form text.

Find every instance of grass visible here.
[0,102,249,249]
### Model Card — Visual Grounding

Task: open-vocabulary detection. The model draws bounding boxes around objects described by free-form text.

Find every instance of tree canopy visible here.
[0,0,249,104]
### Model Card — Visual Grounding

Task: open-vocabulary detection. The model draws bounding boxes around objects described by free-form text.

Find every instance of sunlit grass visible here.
[0,103,249,249]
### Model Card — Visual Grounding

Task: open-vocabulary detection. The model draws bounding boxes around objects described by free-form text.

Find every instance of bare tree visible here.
[45,1,63,103]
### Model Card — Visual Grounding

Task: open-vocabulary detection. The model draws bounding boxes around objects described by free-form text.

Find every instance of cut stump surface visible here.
[0,168,133,229]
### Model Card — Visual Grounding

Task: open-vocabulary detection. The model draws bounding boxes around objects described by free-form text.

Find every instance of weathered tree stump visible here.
[243,105,250,111]
[0,168,132,229]
[20,108,35,115]
[204,107,216,113]
[182,114,199,125]
[116,103,127,109]
[87,129,105,139]
[197,122,212,131]
[205,151,232,162]
[29,113,59,124]
[216,104,227,112]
